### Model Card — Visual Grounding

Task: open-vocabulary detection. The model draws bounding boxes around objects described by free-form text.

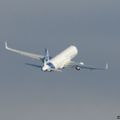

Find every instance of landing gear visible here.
[75,66,80,71]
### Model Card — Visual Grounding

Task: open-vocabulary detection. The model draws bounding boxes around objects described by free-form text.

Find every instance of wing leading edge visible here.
[5,42,44,60]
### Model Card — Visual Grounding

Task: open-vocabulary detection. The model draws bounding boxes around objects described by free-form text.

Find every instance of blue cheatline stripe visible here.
[47,62,55,69]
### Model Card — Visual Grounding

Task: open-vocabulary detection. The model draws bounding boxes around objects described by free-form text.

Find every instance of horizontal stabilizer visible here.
[25,63,42,68]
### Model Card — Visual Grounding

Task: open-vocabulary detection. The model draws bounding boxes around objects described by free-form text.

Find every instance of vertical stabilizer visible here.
[44,48,50,62]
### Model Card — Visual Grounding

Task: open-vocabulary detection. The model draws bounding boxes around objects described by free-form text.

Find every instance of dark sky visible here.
[0,0,120,120]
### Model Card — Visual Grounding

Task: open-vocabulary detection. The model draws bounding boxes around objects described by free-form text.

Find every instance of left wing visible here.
[65,61,108,70]
[5,42,44,60]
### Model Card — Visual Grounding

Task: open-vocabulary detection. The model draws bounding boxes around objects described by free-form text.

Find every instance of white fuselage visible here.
[42,45,78,71]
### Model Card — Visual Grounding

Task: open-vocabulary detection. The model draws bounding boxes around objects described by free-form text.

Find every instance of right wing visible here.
[78,63,108,70]
[5,42,44,60]
[64,61,108,70]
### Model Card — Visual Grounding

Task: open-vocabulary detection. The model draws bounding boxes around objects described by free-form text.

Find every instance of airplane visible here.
[5,42,108,72]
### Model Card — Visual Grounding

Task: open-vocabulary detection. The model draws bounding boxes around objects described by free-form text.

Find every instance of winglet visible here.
[105,63,108,70]
[5,41,8,49]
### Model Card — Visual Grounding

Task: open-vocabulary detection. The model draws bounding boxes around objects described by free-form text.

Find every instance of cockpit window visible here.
[47,62,55,69]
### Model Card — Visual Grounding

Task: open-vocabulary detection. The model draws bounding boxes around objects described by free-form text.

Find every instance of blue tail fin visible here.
[44,48,50,62]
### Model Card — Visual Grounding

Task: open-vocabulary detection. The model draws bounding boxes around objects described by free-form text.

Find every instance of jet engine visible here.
[75,66,80,71]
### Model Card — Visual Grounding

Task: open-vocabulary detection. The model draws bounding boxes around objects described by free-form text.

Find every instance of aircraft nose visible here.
[42,65,49,71]
[42,66,46,71]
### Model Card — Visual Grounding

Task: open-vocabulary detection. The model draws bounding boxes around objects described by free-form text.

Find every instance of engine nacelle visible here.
[80,62,84,65]
[75,66,80,71]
